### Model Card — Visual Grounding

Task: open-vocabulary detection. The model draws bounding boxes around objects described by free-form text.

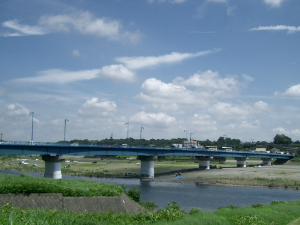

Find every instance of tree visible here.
[273,134,292,145]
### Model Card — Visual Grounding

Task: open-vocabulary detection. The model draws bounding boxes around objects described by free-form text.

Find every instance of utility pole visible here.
[125,122,129,145]
[64,119,69,143]
[140,127,144,146]
[29,112,34,143]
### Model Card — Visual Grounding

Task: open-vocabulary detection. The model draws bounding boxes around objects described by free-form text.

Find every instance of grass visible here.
[0,174,123,197]
[1,199,300,224]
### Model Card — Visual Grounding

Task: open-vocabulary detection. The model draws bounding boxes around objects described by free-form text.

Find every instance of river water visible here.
[1,169,300,212]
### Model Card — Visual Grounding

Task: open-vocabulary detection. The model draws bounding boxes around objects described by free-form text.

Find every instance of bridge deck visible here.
[0,142,294,160]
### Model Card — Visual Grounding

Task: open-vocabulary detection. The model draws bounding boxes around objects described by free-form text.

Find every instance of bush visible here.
[189,207,202,215]
[127,188,141,203]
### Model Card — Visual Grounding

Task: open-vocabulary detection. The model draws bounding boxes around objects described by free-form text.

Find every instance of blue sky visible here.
[1,0,300,143]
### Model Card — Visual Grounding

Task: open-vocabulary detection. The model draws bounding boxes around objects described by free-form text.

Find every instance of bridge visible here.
[0,141,294,179]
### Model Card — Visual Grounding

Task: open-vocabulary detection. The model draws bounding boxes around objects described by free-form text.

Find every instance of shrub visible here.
[189,207,202,215]
[127,188,141,203]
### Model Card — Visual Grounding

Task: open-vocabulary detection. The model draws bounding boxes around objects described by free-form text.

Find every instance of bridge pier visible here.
[138,156,157,180]
[196,156,211,169]
[261,158,272,166]
[42,155,65,179]
[235,157,247,167]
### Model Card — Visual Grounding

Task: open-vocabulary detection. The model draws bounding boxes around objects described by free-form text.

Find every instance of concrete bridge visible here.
[0,141,294,179]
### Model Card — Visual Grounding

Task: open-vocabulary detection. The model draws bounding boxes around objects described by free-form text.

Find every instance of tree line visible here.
[59,134,299,154]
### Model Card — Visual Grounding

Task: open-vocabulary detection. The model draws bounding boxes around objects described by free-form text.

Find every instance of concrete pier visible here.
[42,155,65,179]
[138,156,157,180]
[196,156,211,169]
[262,158,272,166]
[235,157,247,167]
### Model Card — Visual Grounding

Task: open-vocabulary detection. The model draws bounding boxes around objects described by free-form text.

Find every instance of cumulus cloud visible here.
[13,69,100,84]
[173,70,241,98]
[3,11,141,42]
[2,20,47,37]
[136,78,200,105]
[272,127,288,134]
[282,84,300,97]
[264,0,286,7]
[130,111,176,127]
[116,49,220,70]
[78,98,117,117]
[96,64,136,82]
[208,101,269,121]
[249,25,300,34]
[0,103,37,125]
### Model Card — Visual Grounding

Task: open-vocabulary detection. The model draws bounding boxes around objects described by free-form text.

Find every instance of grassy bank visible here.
[0,174,123,197]
[1,199,300,224]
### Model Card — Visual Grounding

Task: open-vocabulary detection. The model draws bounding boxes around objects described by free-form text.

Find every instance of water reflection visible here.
[1,169,300,211]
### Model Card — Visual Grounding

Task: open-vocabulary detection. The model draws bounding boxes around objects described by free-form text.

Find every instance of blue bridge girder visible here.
[0,142,294,160]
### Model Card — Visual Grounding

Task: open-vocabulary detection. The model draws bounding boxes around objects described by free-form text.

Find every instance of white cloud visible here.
[173,70,241,98]
[241,74,254,82]
[291,129,300,136]
[5,103,30,117]
[272,127,288,134]
[116,49,220,70]
[188,114,217,129]
[96,64,136,83]
[39,11,141,42]
[227,6,237,16]
[130,111,176,127]
[13,69,100,84]
[136,78,200,105]
[208,101,269,121]
[3,11,141,42]
[78,98,117,118]
[249,25,300,34]
[2,20,47,37]
[282,84,300,97]
[264,0,286,7]
[72,50,80,57]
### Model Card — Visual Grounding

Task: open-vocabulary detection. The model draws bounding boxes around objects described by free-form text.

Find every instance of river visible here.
[1,169,300,212]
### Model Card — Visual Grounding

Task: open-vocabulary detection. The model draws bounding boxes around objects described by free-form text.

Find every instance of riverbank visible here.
[155,162,300,189]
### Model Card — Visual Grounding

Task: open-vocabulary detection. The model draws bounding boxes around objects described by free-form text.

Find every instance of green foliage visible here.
[127,188,141,203]
[0,174,123,197]
[274,134,292,145]
[252,203,264,208]
[188,207,202,215]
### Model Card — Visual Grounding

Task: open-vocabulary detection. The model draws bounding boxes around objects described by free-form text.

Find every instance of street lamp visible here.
[0,133,2,141]
[64,119,69,143]
[125,122,129,145]
[184,130,187,149]
[140,127,144,146]
[29,112,34,143]
[223,135,227,147]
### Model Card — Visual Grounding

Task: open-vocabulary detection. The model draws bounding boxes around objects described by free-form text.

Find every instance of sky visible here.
[0,0,300,143]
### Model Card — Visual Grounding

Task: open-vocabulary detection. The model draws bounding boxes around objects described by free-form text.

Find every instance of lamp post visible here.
[0,133,2,141]
[184,130,187,149]
[223,135,227,147]
[140,127,144,146]
[29,112,34,143]
[125,122,129,145]
[64,119,69,143]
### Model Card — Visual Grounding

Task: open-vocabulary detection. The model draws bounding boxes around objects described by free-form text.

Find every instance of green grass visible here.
[1,199,300,224]
[0,174,123,197]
